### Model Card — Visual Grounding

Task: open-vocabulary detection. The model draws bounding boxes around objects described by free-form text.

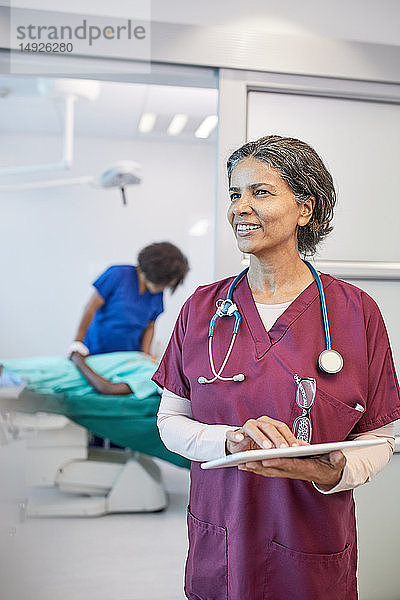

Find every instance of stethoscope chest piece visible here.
[318,349,343,374]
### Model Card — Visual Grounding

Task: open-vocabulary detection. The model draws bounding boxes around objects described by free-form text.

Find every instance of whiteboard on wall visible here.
[247,90,400,378]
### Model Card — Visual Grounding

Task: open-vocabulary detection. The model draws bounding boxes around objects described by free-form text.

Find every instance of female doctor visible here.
[153,135,400,600]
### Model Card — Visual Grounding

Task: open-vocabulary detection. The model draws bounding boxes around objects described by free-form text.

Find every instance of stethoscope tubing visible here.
[303,261,332,351]
[199,260,342,384]
[226,269,249,301]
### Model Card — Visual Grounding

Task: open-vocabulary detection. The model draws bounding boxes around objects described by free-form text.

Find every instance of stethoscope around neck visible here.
[197,260,343,385]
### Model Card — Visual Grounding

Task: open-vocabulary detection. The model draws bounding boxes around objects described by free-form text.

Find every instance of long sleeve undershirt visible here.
[157,300,395,494]
[157,388,395,493]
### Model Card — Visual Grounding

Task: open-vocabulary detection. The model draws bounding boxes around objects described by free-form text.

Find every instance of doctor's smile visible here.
[235,222,262,235]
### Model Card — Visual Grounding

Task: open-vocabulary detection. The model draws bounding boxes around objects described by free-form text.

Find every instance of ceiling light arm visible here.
[0,94,76,176]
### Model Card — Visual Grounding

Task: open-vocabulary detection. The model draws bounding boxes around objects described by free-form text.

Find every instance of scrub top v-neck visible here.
[234,271,332,358]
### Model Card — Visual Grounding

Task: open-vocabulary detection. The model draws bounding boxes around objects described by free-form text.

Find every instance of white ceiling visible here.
[0,77,218,140]
[152,0,400,46]
[8,0,400,46]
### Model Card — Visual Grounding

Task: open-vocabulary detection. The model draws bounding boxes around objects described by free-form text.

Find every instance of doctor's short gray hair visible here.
[226,135,336,256]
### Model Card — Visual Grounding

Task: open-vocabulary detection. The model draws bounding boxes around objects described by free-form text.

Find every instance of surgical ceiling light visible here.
[0,78,140,205]
[167,114,188,136]
[0,161,142,206]
[99,161,142,206]
[138,112,156,133]
[195,115,218,139]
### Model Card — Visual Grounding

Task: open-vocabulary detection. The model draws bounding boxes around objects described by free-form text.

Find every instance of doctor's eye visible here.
[230,193,241,202]
[254,189,271,197]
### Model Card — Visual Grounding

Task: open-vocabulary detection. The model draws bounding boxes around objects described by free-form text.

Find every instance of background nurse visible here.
[69,241,189,358]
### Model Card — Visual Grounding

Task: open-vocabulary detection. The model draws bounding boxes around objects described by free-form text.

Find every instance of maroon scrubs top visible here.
[153,273,400,600]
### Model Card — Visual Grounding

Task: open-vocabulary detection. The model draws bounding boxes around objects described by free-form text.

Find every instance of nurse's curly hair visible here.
[138,242,189,293]
[226,135,336,256]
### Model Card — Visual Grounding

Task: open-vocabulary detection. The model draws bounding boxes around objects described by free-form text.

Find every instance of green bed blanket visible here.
[1,352,189,469]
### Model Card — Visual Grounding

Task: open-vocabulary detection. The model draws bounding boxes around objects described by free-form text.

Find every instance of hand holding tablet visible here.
[201,438,387,470]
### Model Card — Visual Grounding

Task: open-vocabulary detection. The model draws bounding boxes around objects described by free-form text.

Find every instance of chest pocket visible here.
[305,387,363,444]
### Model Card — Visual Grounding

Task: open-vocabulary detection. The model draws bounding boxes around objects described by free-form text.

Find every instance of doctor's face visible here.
[227,157,312,258]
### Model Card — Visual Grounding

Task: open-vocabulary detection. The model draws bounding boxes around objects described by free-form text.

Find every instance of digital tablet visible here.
[201,438,387,470]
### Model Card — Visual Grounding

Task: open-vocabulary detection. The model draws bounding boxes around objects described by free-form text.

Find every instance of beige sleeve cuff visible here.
[313,423,395,494]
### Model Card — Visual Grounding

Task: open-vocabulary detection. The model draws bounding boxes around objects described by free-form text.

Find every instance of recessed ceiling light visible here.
[138,112,156,133]
[167,114,188,136]
[195,115,218,139]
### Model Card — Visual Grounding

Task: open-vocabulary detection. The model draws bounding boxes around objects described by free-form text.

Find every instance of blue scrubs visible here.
[84,265,163,355]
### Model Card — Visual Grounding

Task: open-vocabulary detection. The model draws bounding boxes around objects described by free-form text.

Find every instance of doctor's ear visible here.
[298,196,316,227]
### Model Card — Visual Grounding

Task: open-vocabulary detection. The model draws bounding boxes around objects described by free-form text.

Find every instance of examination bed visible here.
[0,353,189,517]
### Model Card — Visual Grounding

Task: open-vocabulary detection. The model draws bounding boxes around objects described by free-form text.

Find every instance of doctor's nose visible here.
[233,195,253,215]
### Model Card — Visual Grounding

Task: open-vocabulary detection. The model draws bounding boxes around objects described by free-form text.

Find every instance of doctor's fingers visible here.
[239,453,345,485]
[238,456,306,478]
[242,417,298,449]
[226,429,245,443]
[226,429,247,455]
[259,416,301,448]
[225,430,261,454]
[240,419,285,449]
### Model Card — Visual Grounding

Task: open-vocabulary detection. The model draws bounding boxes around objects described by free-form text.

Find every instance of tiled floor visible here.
[1,460,190,600]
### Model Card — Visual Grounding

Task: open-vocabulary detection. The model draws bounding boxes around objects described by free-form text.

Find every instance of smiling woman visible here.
[227,134,336,257]
[153,134,400,600]
[228,160,315,269]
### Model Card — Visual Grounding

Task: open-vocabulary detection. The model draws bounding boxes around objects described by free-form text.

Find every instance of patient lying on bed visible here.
[1,351,159,398]
[0,353,189,468]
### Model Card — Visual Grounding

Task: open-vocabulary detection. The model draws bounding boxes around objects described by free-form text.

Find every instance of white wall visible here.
[0,134,217,358]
